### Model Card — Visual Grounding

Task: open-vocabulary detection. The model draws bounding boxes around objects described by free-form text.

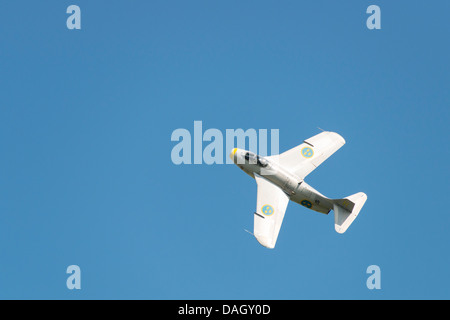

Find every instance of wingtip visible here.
[327,131,346,145]
[255,235,275,249]
[318,130,346,146]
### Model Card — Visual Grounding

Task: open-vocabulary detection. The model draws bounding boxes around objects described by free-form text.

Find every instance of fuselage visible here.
[230,148,333,214]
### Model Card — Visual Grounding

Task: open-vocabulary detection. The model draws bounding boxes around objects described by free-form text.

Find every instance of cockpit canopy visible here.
[244,152,269,167]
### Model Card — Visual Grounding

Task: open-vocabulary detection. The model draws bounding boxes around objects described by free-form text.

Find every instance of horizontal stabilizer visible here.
[333,192,367,233]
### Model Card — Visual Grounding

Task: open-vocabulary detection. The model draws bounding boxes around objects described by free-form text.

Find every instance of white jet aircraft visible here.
[230,131,367,249]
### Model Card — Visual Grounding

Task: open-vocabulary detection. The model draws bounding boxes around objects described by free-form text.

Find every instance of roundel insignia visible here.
[300,200,313,209]
[261,205,274,216]
[301,147,314,158]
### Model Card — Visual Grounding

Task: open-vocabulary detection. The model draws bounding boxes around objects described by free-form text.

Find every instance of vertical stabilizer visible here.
[333,192,367,233]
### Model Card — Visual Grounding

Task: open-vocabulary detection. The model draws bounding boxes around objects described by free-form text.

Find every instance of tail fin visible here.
[333,192,367,233]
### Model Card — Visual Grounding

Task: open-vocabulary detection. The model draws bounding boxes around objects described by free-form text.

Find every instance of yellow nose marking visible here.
[230,148,238,160]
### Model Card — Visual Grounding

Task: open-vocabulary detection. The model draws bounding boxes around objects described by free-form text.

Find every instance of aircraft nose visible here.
[229,148,238,160]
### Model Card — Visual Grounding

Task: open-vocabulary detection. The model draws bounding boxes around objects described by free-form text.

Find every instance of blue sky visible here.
[0,1,449,299]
